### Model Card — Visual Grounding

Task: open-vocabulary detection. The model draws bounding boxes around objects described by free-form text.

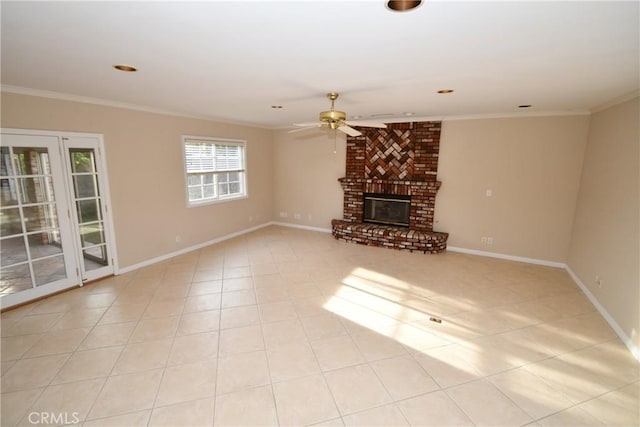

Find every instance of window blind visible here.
[185,141,244,173]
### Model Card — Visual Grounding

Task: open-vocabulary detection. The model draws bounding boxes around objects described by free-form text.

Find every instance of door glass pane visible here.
[18,176,54,205]
[80,223,105,247]
[1,147,13,176]
[22,204,59,233]
[11,151,28,175]
[1,178,19,206]
[27,232,63,259]
[76,199,102,223]
[0,207,24,236]
[70,150,96,173]
[0,264,32,293]
[83,246,108,271]
[0,236,28,266]
[33,255,67,286]
[73,175,98,198]
[13,148,50,176]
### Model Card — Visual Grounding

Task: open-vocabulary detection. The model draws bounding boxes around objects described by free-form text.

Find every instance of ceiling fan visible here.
[289,92,387,137]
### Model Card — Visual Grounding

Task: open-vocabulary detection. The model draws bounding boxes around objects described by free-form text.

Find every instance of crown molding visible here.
[417,110,591,122]
[591,90,640,113]
[1,85,269,130]
[3,84,594,130]
[273,110,592,130]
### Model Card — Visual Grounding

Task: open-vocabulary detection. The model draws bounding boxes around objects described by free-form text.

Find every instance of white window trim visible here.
[182,135,248,207]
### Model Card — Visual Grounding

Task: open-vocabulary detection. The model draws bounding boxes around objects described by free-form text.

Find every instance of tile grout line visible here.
[145,264,194,425]
[72,273,143,424]
[293,280,346,426]
[197,247,223,427]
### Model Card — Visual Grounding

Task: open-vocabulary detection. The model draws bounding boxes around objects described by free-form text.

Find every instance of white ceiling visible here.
[2,1,638,129]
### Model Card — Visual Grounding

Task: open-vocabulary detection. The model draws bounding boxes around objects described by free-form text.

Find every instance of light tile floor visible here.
[1,225,638,426]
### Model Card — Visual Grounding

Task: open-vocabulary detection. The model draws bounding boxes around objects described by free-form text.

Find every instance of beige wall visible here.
[272,129,346,229]
[568,97,639,351]
[1,92,274,268]
[436,116,589,262]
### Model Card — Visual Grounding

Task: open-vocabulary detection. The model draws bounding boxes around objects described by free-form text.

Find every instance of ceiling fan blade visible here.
[344,120,387,129]
[338,125,362,137]
[293,121,324,127]
[288,125,324,134]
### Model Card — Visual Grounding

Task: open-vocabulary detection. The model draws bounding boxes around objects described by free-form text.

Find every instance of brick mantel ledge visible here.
[338,178,442,194]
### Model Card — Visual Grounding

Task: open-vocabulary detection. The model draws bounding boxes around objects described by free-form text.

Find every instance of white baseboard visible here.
[117,221,332,275]
[446,246,566,268]
[117,222,273,275]
[447,245,639,360]
[565,266,639,361]
[271,221,332,233]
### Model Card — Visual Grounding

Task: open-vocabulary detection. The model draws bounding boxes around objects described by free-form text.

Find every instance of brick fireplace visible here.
[331,121,448,253]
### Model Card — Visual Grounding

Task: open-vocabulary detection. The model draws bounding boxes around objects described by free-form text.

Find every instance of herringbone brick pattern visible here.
[365,129,414,180]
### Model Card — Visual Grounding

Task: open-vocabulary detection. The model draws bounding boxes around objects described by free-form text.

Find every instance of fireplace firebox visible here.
[363,193,410,227]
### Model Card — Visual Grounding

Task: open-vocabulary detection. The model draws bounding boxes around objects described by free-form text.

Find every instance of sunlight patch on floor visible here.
[323,267,479,357]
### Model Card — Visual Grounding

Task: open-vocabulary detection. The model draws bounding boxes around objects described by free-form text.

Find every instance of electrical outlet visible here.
[175,235,181,243]
[486,189,493,197]
[293,213,301,220]
[481,237,487,244]
[487,237,493,245]
[595,275,603,288]
[279,211,288,218]
[249,216,254,223]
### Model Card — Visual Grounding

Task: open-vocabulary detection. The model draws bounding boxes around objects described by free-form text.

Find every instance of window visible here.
[183,136,246,206]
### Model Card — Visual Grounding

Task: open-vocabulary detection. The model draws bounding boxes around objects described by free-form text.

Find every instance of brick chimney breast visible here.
[333,121,448,253]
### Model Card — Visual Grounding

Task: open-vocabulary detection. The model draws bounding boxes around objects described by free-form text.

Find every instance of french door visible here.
[0,130,116,309]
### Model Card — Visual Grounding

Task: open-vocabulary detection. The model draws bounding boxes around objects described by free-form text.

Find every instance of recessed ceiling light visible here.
[386,0,422,12]
[113,64,137,72]
[352,115,362,120]
[437,89,454,94]
[518,104,532,108]
[271,105,283,109]
[403,112,415,117]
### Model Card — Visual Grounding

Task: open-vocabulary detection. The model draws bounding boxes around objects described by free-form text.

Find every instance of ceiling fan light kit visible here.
[319,112,346,129]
